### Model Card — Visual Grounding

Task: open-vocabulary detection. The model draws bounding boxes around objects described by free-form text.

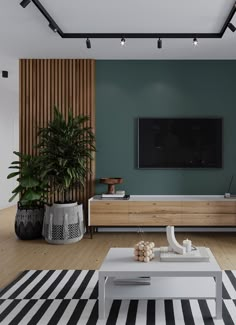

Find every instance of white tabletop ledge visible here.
[129,195,232,201]
[90,195,236,201]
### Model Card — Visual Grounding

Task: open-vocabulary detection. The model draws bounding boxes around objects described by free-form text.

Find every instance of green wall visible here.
[96,61,236,195]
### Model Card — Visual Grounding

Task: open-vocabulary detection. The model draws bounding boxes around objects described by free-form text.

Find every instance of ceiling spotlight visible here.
[193,38,198,46]
[228,22,236,32]
[86,38,91,49]
[49,22,58,33]
[157,38,162,49]
[121,38,126,46]
[20,0,31,8]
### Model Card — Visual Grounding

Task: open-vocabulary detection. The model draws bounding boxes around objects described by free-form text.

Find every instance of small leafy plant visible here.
[7,151,48,208]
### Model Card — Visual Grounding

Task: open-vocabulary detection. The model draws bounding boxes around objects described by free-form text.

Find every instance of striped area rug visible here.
[0,270,236,325]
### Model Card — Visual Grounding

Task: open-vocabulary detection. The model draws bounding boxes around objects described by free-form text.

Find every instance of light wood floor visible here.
[1,206,236,288]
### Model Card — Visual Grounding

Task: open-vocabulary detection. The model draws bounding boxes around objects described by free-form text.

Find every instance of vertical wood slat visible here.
[90,61,96,198]
[80,60,84,205]
[19,59,96,225]
[25,60,29,155]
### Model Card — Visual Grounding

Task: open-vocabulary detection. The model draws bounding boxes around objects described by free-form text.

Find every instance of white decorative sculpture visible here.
[166,226,186,255]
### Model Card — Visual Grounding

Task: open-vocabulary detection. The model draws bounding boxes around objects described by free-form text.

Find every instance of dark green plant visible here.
[37,107,95,202]
[7,152,48,208]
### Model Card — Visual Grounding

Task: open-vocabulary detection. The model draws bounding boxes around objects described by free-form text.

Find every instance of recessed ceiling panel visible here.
[40,0,235,33]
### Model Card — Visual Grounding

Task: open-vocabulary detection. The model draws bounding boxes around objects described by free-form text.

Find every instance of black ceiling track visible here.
[31,0,236,39]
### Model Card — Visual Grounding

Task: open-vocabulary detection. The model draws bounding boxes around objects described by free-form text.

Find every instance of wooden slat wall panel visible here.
[20,59,96,225]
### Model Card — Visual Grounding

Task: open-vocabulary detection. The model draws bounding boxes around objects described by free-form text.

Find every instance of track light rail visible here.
[33,0,63,36]
[28,1,236,40]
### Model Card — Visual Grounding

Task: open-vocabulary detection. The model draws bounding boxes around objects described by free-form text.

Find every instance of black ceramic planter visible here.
[15,206,44,240]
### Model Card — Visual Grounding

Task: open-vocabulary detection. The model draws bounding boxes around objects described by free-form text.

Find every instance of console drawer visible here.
[182,201,236,214]
[128,201,182,214]
[90,201,129,225]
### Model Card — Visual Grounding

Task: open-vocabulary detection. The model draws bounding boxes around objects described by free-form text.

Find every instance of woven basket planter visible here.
[42,202,85,244]
[15,206,44,240]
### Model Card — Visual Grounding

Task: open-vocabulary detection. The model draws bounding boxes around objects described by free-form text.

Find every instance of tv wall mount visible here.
[22,0,236,41]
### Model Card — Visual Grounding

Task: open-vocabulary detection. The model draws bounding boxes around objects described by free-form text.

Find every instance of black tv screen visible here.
[138,118,222,168]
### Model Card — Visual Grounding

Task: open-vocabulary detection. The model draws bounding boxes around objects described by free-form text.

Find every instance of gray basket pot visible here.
[42,202,85,244]
[15,206,44,240]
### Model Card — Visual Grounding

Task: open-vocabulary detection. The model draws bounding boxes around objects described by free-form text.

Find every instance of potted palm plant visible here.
[38,107,95,244]
[7,152,48,239]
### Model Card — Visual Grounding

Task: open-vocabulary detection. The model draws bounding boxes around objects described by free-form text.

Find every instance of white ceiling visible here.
[1,0,236,59]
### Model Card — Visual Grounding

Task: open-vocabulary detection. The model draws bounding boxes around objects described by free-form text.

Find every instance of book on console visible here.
[100,194,130,200]
[102,194,125,198]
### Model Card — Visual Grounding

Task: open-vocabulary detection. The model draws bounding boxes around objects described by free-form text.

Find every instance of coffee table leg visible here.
[98,273,106,319]
[215,273,222,319]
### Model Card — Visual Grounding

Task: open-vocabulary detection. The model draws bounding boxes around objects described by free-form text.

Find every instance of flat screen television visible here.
[138,118,222,168]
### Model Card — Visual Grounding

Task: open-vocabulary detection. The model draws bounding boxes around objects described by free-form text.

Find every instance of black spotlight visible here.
[2,71,8,78]
[86,38,91,49]
[20,0,31,8]
[193,37,198,46]
[49,22,58,33]
[157,38,162,49]
[121,38,126,46]
[228,22,236,32]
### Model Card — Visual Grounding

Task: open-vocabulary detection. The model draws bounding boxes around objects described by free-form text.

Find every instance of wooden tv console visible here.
[88,195,236,235]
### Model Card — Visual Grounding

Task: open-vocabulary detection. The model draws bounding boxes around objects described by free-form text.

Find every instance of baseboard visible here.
[97,226,236,232]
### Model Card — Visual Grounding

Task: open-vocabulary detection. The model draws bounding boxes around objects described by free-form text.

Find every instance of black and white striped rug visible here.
[0,270,236,324]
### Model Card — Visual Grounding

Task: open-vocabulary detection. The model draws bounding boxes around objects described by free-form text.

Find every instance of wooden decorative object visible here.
[134,241,155,262]
[100,178,123,194]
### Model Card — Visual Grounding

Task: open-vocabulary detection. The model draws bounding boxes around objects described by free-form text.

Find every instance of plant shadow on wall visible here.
[8,107,96,244]
[37,107,96,244]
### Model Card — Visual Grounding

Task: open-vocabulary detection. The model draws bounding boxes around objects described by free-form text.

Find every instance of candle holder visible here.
[183,239,192,253]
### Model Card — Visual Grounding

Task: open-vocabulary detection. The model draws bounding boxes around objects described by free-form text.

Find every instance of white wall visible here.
[0,56,19,209]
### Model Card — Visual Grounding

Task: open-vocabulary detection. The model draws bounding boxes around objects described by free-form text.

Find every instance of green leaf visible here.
[40,169,48,179]
[21,166,31,175]
[13,151,28,160]
[19,200,30,206]
[9,192,18,202]
[63,175,71,188]
[13,151,21,157]
[67,168,73,178]
[12,185,23,194]
[7,172,20,179]
[19,176,40,188]
[21,190,41,201]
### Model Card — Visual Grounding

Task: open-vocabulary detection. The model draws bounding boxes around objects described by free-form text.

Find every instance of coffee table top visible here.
[99,247,221,276]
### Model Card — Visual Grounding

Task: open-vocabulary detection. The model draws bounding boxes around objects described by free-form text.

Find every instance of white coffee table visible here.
[98,247,222,319]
